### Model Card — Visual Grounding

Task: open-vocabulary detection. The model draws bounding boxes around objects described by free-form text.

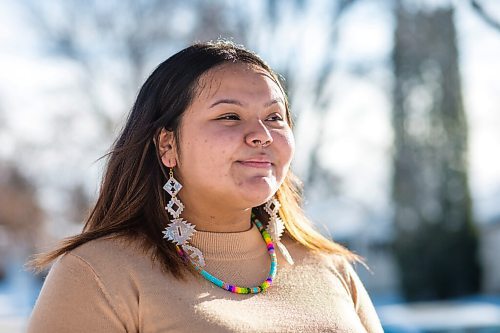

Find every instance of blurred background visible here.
[1,0,500,331]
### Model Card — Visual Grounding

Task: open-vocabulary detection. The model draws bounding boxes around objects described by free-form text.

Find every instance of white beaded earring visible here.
[264,198,294,265]
[162,168,205,267]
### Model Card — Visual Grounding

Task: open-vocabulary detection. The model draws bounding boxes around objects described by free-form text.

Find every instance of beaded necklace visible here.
[175,217,278,294]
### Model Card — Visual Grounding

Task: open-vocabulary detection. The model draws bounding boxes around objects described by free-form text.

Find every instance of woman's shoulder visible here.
[318,251,371,307]
[68,234,146,265]
[53,234,158,289]
[281,233,362,288]
[30,235,151,332]
[281,232,358,269]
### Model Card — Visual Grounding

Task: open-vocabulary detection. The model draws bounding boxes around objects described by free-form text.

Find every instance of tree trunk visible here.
[391,2,481,301]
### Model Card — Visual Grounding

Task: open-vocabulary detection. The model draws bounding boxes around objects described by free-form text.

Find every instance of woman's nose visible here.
[245,120,273,147]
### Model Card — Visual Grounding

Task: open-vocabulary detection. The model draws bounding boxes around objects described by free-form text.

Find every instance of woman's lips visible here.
[238,161,273,168]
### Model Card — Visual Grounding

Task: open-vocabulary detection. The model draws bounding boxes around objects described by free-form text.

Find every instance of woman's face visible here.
[164,63,295,210]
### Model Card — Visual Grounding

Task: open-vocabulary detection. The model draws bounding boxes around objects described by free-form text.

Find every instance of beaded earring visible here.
[264,198,294,265]
[162,168,205,267]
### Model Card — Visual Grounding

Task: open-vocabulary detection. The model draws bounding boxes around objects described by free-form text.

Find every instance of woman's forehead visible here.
[194,63,284,102]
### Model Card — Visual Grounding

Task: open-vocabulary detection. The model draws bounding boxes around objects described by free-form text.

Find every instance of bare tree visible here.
[470,0,500,32]
[24,0,195,133]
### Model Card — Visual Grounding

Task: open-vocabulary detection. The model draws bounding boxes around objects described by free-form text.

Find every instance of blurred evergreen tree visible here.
[391,2,481,300]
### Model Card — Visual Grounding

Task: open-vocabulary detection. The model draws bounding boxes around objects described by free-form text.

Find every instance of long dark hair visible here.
[27,40,360,279]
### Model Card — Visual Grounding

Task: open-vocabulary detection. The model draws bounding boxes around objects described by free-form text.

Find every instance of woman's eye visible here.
[217,114,240,121]
[267,113,284,122]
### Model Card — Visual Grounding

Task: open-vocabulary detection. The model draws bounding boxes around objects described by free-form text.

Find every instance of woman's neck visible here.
[180,206,253,233]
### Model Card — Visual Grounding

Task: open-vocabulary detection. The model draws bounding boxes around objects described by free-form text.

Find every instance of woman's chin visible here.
[238,184,278,206]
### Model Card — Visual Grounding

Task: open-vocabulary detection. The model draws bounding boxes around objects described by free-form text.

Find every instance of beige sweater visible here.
[28,224,384,332]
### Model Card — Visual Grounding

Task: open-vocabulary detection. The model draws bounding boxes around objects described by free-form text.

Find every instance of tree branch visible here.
[470,0,500,32]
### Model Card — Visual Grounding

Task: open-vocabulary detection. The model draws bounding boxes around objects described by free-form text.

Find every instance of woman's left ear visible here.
[157,128,177,168]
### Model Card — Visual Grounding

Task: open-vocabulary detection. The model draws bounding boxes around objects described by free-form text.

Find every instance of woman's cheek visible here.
[277,129,295,161]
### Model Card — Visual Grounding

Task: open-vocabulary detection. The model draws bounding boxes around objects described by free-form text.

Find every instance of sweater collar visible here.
[189,222,267,260]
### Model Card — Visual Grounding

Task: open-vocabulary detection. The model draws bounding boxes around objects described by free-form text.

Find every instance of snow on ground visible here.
[377,299,500,331]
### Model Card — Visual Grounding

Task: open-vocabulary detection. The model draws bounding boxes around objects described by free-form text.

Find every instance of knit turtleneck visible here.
[28,227,385,332]
[189,223,265,260]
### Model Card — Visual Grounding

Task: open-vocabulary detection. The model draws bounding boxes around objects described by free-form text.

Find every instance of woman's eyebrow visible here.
[209,99,244,108]
[209,97,284,109]
[264,97,285,108]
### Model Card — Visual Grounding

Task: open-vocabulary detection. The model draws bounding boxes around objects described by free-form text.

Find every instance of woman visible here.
[27,40,384,332]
